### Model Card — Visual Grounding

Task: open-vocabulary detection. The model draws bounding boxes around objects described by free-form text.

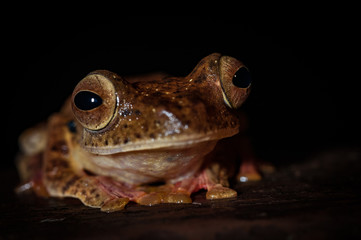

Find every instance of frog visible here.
[16,53,262,212]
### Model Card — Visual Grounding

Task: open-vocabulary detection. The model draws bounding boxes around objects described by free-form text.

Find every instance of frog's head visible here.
[71,53,251,154]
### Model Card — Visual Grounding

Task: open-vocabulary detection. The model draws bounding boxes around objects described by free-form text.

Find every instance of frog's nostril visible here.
[74,91,103,111]
[232,67,252,88]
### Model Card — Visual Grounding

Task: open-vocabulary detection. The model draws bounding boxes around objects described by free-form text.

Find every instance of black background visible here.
[5,14,359,169]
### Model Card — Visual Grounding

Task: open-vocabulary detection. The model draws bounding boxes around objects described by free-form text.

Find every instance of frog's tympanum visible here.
[16,53,261,212]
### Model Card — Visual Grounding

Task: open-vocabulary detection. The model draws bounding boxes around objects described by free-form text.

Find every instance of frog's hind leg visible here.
[43,114,143,212]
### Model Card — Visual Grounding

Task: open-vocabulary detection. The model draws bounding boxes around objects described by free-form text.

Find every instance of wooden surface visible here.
[1,147,361,239]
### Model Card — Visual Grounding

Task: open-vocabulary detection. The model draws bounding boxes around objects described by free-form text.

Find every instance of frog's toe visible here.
[101,197,129,212]
[137,192,163,206]
[206,184,237,200]
[163,193,192,204]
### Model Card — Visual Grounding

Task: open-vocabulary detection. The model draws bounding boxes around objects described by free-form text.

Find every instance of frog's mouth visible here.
[82,128,239,155]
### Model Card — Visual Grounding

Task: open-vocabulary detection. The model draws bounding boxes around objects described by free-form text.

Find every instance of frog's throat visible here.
[82,128,239,155]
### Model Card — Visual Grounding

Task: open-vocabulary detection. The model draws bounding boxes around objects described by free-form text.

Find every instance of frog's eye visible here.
[71,72,117,131]
[232,67,252,89]
[219,56,252,109]
[74,91,103,111]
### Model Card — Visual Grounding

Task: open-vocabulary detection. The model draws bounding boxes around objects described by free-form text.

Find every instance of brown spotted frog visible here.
[16,53,262,212]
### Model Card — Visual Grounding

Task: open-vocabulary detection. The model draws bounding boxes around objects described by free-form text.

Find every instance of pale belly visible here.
[73,141,218,185]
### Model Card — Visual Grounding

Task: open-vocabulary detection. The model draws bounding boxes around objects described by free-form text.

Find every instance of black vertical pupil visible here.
[232,67,252,88]
[74,91,103,111]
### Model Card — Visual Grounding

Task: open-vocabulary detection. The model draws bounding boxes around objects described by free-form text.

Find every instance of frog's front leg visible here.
[43,114,145,212]
[202,164,238,200]
[235,134,275,182]
[133,163,237,205]
[164,164,237,203]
